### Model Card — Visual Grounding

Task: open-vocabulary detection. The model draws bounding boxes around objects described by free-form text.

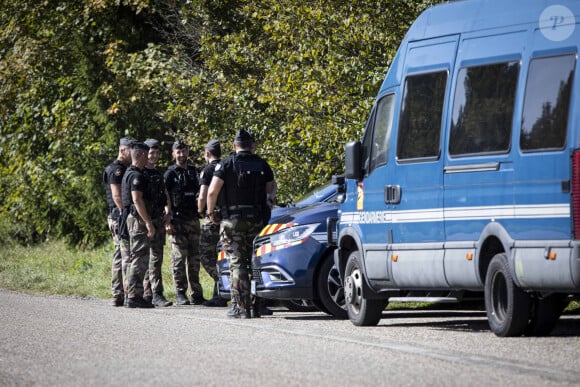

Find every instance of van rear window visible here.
[520,54,575,152]
[397,71,447,160]
[449,61,519,156]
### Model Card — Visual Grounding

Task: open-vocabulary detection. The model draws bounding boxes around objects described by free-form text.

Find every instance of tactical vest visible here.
[102,160,126,210]
[223,153,267,209]
[122,166,153,216]
[166,164,199,219]
[143,168,166,219]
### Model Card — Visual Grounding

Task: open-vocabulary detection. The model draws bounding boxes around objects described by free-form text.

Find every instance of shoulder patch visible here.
[133,177,140,186]
[115,168,123,176]
[215,163,222,171]
[200,171,205,179]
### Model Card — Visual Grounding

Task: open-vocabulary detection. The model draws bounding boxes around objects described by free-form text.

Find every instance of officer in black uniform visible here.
[197,139,228,307]
[164,140,205,306]
[103,137,132,307]
[206,129,276,318]
[121,141,155,308]
[142,138,173,307]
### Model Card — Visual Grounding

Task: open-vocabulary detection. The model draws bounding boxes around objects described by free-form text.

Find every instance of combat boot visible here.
[176,292,190,305]
[143,294,153,304]
[203,296,228,307]
[126,296,154,309]
[153,293,173,307]
[190,293,207,305]
[226,305,250,319]
[111,296,124,307]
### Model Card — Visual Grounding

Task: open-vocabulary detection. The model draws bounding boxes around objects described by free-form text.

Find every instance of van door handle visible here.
[385,185,401,204]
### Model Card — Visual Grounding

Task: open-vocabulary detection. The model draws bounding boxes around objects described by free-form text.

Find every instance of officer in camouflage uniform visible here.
[197,139,227,307]
[122,141,155,308]
[207,129,275,318]
[103,137,132,307]
[142,138,173,307]
[164,140,205,306]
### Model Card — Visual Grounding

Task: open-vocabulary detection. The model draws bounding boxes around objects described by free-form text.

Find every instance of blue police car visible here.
[217,183,347,317]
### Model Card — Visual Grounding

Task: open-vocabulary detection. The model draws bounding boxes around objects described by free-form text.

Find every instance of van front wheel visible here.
[484,253,531,337]
[344,251,387,326]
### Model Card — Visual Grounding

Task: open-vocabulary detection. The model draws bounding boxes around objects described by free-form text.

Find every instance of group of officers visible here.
[103,129,275,319]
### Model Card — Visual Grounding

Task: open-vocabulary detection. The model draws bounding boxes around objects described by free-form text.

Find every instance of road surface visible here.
[1,289,579,386]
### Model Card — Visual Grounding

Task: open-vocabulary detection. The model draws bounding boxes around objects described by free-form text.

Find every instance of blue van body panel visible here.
[336,0,580,295]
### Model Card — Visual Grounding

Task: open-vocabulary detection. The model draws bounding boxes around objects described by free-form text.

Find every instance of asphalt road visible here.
[1,289,579,386]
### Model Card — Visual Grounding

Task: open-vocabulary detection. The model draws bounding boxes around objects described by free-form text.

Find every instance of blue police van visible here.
[331,0,580,336]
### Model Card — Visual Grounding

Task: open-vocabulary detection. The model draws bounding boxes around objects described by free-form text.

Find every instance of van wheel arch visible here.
[476,222,514,285]
[336,231,361,281]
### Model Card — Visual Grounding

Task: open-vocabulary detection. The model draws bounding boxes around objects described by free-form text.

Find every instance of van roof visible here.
[378,0,579,94]
[408,0,579,41]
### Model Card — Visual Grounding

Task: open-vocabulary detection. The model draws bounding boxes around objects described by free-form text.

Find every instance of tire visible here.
[316,255,348,319]
[525,294,568,336]
[311,298,331,315]
[281,299,319,312]
[484,253,531,337]
[344,251,388,326]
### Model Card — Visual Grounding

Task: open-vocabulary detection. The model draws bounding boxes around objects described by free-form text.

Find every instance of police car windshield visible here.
[295,183,337,207]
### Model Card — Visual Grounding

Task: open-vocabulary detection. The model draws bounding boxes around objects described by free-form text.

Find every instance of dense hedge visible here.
[0,0,441,247]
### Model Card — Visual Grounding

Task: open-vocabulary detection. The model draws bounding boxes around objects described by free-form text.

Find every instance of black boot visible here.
[176,292,190,305]
[190,293,207,305]
[153,293,173,307]
[203,282,228,307]
[226,302,250,319]
[126,296,154,309]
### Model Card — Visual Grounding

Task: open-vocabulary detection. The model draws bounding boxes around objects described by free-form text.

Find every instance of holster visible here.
[118,208,130,239]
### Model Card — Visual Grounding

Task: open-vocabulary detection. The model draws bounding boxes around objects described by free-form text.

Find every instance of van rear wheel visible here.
[344,251,387,326]
[484,253,531,337]
[525,294,568,336]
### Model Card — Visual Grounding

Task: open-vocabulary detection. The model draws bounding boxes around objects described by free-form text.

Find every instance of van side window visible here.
[397,71,446,160]
[449,62,519,156]
[520,54,576,151]
[369,94,395,171]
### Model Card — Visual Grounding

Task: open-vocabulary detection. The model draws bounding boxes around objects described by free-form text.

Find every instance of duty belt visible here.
[225,205,261,219]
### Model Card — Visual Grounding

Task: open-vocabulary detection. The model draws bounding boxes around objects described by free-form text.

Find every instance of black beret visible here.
[131,141,150,151]
[234,129,254,144]
[144,138,160,148]
[172,140,188,150]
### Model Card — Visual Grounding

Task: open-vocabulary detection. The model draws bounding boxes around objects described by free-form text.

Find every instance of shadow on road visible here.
[280,309,580,336]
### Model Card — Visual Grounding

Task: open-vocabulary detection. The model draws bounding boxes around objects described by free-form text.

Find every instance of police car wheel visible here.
[316,253,347,319]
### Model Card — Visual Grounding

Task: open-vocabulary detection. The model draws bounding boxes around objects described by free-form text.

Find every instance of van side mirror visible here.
[345,141,363,180]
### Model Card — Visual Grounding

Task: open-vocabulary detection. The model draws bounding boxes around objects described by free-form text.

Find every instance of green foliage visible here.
[0,0,441,246]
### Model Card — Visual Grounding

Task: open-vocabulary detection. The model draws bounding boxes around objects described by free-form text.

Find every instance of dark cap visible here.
[234,129,254,145]
[131,141,150,151]
[119,137,133,147]
[172,140,188,150]
[144,138,160,149]
[205,139,221,155]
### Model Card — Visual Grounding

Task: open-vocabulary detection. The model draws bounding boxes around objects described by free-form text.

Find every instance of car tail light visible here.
[572,150,580,239]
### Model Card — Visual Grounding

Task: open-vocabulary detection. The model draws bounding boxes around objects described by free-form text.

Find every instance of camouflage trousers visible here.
[126,214,150,299]
[220,217,263,311]
[143,216,166,298]
[107,213,130,299]
[169,218,203,297]
[199,218,220,283]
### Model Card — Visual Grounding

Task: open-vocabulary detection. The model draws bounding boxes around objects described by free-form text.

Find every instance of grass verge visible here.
[0,239,214,301]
